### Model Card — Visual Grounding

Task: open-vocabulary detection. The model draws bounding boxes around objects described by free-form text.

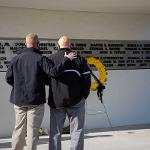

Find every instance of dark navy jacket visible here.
[5,48,69,105]
[48,48,91,108]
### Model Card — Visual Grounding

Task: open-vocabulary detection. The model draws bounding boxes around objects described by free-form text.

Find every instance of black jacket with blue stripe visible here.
[48,48,91,108]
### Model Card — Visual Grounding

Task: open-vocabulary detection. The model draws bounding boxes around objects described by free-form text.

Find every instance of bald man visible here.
[48,36,91,150]
[5,33,76,150]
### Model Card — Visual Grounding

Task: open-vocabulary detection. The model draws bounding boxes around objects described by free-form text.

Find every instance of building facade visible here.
[0,3,150,137]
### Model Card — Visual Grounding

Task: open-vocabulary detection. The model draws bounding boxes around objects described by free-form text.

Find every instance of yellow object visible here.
[86,57,107,91]
[38,128,46,136]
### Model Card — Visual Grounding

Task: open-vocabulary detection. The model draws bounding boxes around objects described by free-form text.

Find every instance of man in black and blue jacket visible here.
[48,36,91,150]
[5,33,76,150]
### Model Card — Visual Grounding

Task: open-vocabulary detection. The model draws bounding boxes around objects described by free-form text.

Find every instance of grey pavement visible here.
[0,128,150,150]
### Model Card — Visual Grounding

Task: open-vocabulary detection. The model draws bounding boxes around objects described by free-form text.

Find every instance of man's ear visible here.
[37,42,39,47]
[57,44,60,49]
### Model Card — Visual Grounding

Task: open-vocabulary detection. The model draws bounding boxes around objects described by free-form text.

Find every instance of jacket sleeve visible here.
[79,57,91,99]
[40,56,70,77]
[5,62,14,86]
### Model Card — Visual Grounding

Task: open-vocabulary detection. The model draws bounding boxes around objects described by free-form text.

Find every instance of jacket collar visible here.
[59,48,71,52]
[17,47,41,54]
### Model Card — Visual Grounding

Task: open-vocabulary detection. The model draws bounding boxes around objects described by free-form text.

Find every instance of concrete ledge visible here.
[85,123,150,133]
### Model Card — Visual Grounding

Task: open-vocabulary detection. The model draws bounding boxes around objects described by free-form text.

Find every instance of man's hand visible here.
[64,52,77,61]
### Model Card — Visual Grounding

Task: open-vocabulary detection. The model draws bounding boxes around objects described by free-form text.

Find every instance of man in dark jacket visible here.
[48,36,91,150]
[5,33,76,150]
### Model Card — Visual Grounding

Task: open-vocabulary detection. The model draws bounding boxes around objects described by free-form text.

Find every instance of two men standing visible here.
[6,33,76,150]
[6,34,91,150]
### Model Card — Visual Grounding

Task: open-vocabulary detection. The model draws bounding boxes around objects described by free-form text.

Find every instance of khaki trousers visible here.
[12,104,44,150]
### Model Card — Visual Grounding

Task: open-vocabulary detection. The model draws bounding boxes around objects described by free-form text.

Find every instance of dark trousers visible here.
[49,99,85,150]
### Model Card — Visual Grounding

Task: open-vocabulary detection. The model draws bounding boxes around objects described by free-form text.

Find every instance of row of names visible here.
[0,39,150,71]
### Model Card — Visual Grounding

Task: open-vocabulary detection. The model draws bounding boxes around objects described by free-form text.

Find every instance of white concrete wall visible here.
[1,7,150,40]
[0,6,150,137]
[86,70,150,129]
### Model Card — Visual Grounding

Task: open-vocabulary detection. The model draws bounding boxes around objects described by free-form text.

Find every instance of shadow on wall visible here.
[0,141,11,149]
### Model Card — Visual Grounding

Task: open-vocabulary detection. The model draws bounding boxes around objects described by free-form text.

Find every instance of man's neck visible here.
[27,46,37,49]
[60,46,70,49]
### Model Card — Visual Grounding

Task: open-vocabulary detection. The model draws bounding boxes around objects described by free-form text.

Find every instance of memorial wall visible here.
[0,38,150,71]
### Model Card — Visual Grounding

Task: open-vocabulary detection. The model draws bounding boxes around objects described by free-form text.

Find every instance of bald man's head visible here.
[25,33,39,48]
[58,36,70,48]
